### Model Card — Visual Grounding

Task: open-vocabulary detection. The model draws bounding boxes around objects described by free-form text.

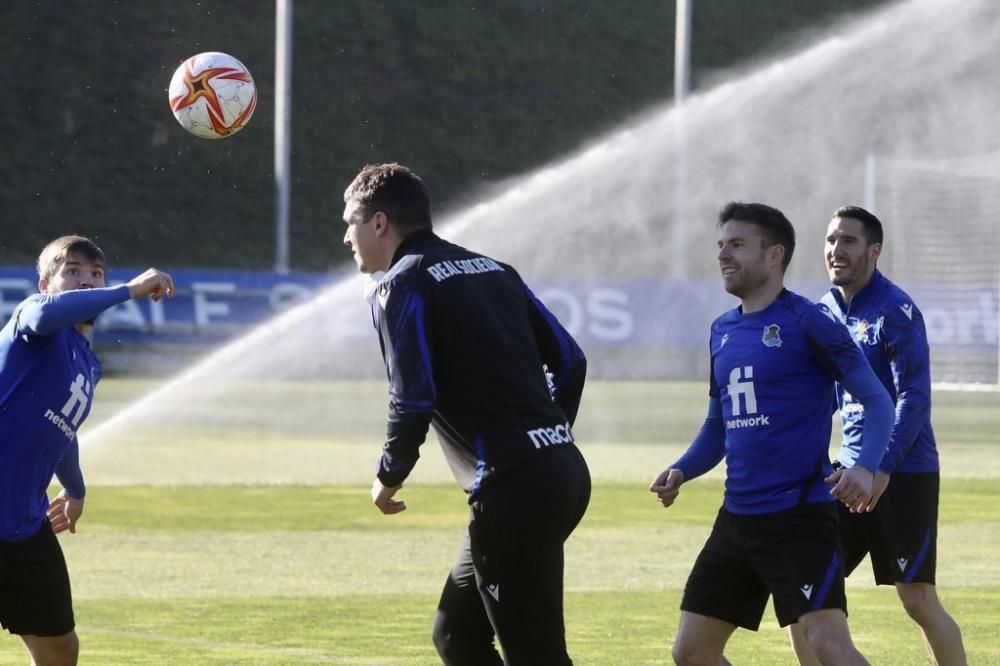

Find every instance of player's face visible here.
[342,199,383,274]
[717,220,772,298]
[40,252,106,295]
[825,216,879,291]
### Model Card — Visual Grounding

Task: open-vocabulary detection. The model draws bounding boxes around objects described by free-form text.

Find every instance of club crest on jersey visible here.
[849,315,884,345]
[761,324,782,348]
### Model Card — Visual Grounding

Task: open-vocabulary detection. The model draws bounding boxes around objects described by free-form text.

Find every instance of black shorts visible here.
[0,522,75,636]
[840,471,939,585]
[680,502,846,630]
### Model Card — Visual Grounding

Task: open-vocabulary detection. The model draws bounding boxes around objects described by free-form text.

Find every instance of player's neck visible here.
[836,271,875,304]
[740,280,784,314]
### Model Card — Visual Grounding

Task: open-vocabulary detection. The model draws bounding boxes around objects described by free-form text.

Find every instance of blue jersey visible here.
[820,270,939,474]
[675,289,887,515]
[0,286,129,541]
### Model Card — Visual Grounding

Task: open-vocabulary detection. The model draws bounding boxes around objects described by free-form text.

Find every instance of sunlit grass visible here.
[0,381,995,664]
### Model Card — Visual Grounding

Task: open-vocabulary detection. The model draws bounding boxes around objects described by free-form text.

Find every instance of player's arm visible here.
[837,364,893,474]
[18,268,174,336]
[825,364,894,512]
[650,395,725,508]
[522,283,587,424]
[17,287,131,335]
[878,304,932,474]
[373,275,435,512]
[808,304,893,510]
[49,438,86,534]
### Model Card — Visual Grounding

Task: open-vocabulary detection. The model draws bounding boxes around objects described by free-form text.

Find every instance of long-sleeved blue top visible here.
[0,286,129,541]
[672,289,894,515]
[820,270,940,474]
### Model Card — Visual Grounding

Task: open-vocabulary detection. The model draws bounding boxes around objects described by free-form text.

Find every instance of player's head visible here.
[716,203,795,298]
[36,235,107,294]
[342,164,432,274]
[826,205,882,292]
[718,202,795,272]
[344,163,432,232]
[832,205,883,245]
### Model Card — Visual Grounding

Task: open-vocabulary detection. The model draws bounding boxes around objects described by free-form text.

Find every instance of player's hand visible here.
[371,478,406,515]
[826,465,874,513]
[862,471,891,512]
[47,490,84,534]
[126,268,175,302]
[649,468,685,508]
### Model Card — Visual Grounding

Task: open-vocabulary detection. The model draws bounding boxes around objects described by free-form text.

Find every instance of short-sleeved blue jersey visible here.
[706,289,870,514]
[0,287,128,541]
[820,270,939,474]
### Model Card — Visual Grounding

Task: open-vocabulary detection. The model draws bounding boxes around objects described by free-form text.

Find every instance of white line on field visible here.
[78,625,390,664]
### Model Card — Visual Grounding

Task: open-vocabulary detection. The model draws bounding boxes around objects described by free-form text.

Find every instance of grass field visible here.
[2,380,998,664]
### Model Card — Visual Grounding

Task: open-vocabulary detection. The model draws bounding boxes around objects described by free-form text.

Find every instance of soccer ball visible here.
[168,52,257,139]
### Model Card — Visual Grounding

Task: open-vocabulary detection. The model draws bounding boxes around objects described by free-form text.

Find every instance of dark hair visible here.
[718,202,795,271]
[37,235,106,280]
[832,205,883,246]
[343,163,432,231]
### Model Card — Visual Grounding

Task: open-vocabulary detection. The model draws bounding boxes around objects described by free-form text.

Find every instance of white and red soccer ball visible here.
[168,52,256,139]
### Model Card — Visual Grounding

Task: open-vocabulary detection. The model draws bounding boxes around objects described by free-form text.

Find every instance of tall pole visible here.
[274,0,293,274]
[863,152,877,212]
[673,0,691,278]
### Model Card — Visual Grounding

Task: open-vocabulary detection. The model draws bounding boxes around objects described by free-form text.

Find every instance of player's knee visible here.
[26,631,79,666]
[896,583,939,623]
[798,615,856,664]
[431,614,454,659]
[431,613,472,664]
[671,638,716,666]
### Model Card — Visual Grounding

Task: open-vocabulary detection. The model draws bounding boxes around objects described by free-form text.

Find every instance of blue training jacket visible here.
[820,270,940,474]
[367,229,586,499]
[0,286,129,541]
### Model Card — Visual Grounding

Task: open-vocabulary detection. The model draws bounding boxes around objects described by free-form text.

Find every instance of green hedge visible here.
[0,0,886,270]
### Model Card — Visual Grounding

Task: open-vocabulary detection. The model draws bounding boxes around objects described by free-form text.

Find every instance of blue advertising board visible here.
[1,267,995,380]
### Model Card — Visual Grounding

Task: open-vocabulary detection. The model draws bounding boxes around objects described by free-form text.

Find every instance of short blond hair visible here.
[37,235,106,281]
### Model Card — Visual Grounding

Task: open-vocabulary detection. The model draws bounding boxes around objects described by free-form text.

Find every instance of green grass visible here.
[1,381,998,664]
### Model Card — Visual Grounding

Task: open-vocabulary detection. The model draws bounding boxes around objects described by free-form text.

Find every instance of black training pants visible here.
[432,444,591,665]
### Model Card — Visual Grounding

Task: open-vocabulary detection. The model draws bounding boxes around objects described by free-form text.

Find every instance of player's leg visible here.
[895,582,966,664]
[795,609,868,666]
[672,611,736,666]
[0,526,78,666]
[673,509,768,665]
[469,444,590,665]
[766,503,868,665]
[431,532,503,665]
[870,472,966,664]
[21,631,80,666]
[788,502,870,666]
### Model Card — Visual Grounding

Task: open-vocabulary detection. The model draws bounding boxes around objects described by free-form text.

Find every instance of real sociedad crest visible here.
[849,316,884,345]
[762,324,782,348]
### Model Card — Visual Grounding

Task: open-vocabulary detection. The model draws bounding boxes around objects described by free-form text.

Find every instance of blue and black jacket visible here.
[821,270,940,474]
[368,229,586,498]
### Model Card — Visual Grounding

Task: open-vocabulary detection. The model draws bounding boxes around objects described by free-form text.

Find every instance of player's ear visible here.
[37,277,48,293]
[768,243,785,267]
[869,242,882,263]
[373,211,389,236]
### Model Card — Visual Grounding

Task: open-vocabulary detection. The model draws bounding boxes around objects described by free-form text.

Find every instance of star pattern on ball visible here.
[169,64,255,134]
